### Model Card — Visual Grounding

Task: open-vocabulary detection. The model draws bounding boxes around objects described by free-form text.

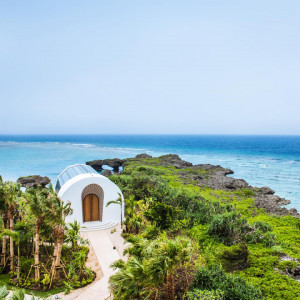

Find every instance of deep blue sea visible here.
[0,135,299,211]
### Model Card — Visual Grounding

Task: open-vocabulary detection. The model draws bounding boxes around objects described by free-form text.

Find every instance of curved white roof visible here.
[55,164,98,193]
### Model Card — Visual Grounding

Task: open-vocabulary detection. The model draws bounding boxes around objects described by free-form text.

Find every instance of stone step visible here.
[80,221,118,232]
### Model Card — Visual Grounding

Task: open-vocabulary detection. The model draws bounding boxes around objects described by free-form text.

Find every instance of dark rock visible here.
[289,208,298,215]
[276,254,300,281]
[17,175,50,188]
[193,164,234,176]
[159,154,193,169]
[86,158,124,172]
[135,153,152,159]
[102,170,112,177]
[279,253,298,262]
[224,178,249,189]
[254,187,275,195]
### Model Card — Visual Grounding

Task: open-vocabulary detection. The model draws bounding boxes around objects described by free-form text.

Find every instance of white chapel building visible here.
[55,164,124,230]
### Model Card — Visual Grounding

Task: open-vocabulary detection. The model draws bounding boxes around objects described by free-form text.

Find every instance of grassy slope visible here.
[116,157,300,300]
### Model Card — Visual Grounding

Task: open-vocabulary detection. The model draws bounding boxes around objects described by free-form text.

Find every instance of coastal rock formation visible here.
[135,153,152,159]
[176,158,297,217]
[17,175,50,188]
[87,153,299,217]
[101,170,112,177]
[86,158,124,172]
[86,154,151,172]
[275,254,300,282]
[157,154,193,169]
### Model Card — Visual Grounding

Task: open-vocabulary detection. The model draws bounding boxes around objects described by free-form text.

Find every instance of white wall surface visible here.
[58,173,124,225]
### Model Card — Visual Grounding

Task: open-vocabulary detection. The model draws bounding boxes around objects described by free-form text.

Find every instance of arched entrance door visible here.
[83,194,100,222]
[82,184,104,222]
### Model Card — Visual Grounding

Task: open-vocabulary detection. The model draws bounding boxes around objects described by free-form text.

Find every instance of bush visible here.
[207,212,251,245]
[218,244,249,272]
[144,201,182,230]
[185,200,225,227]
[187,289,224,300]
[63,280,74,294]
[19,256,34,274]
[0,286,9,299]
[261,232,276,247]
[190,265,263,300]
[253,221,272,233]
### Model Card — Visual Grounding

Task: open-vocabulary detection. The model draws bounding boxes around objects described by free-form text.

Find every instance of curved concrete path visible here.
[61,225,126,300]
[77,230,120,299]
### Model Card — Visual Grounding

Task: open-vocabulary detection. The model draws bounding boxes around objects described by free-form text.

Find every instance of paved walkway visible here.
[76,230,120,299]
[61,225,126,300]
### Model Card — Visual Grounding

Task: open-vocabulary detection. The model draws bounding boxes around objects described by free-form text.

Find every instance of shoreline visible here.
[88,154,299,217]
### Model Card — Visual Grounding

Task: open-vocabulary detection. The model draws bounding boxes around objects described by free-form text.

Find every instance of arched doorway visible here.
[82,184,104,222]
[83,194,99,222]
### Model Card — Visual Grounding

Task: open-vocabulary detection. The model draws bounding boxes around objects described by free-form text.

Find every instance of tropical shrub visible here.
[207,212,251,245]
[110,234,195,299]
[144,201,182,230]
[186,289,224,300]
[190,265,263,300]
[218,244,249,271]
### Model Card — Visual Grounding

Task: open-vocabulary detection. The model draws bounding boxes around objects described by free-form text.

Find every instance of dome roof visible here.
[55,164,98,193]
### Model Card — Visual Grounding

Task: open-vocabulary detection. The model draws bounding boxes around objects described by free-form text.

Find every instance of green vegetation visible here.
[109,156,300,299]
[0,178,94,296]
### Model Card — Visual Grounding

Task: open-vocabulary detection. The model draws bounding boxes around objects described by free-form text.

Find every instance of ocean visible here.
[0,135,299,211]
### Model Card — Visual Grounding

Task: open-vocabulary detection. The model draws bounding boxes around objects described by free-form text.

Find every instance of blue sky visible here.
[1,1,299,134]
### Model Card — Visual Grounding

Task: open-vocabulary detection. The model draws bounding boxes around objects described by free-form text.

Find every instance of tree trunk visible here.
[54,225,64,279]
[34,220,40,281]
[54,240,62,279]
[1,235,6,265]
[120,204,123,229]
[17,245,20,279]
[51,227,59,271]
[1,217,7,265]
[166,273,175,300]
[9,206,14,271]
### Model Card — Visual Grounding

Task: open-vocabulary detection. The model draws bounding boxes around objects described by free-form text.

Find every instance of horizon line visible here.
[0,133,300,137]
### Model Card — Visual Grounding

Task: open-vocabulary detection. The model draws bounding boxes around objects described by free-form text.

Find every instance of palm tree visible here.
[110,235,193,300]
[0,214,8,266]
[3,182,22,271]
[73,250,87,276]
[65,220,87,249]
[146,236,192,300]
[106,193,123,228]
[0,229,20,279]
[0,179,9,267]
[26,186,49,281]
[109,258,147,300]
[46,187,72,282]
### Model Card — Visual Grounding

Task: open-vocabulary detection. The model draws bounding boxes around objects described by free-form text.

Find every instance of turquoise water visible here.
[0,135,299,211]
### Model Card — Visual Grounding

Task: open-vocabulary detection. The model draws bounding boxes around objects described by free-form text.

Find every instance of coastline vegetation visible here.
[108,155,300,300]
[0,177,95,297]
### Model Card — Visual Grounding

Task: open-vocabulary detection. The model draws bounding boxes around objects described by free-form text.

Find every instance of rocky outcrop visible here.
[135,153,152,159]
[158,154,193,169]
[101,170,113,177]
[142,154,298,217]
[86,159,124,172]
[87,153,299,217]
[275,254,300,282]
[17,175,50,188]
[164,156,297,217]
